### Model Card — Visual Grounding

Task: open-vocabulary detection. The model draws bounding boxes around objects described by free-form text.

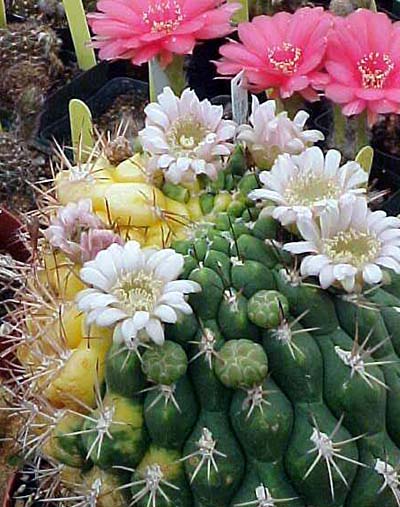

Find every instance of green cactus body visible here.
[144,376,198,449]
[81,394,148,469]
[273,274,400,507]
[183,412,244,506]
[45,412,89,468]
[105,343,146,398]
[24,165,400,507]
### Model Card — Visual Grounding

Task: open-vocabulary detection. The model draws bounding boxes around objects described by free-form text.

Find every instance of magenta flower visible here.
[324,9,400,123]
[216,7,332,100]
[88,0,240,68]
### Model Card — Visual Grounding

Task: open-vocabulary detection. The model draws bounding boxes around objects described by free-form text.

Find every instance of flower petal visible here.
[145,318,165,345]
[153,304,178,323]
[363,263,383,284]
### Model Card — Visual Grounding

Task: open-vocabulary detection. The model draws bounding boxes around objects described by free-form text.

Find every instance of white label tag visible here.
[231,71,249,125]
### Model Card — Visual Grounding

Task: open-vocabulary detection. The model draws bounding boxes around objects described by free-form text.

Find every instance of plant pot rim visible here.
[35,66,149,155]
[2,472,18,507]
[0,207,30,262]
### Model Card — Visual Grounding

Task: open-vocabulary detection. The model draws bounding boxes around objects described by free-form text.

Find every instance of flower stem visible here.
[355,111,370,153]
[0,0,6,28]
[332,104,347,154]
[149,55,186,102]
[282,95,305,119]
[231,0,249,23]
[257,0,273,14]
[63,0,97,71]
[271,94,284,113]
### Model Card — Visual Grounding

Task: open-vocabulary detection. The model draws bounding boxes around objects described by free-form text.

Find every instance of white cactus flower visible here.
[237,96,324,170]
[76,241,201,346]
[139,87,236,184]
[249,146,368,227]
[284,197,400,292]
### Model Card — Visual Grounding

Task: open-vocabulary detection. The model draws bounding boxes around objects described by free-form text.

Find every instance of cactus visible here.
[4,88,400,507]
[6,0,97,21]
[0,131,43,211]
[0,22,64,135]
[248,0,310,16]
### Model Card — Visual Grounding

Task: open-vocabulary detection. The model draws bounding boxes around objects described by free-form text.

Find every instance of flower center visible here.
[114,271,163,313]
[267,42,302,75]
[285,174,339,206]
[167,118,208,154]
[322,229,381,267]
[357,52,394,89]
[142,0,184,34]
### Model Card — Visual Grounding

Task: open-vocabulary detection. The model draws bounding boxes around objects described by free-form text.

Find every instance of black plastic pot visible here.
[377,0,400,18]
[368,149,400,215]
[35,61,149,154]
[187,38,231,100]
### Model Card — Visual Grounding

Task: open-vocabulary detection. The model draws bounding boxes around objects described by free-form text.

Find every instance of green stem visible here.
[333,104,347,154]
[282,95,305,119]
[270,94,284,113]
[355,111,370,153]
[63,0,96,70]
[0,0,6,28]
[149,55,186,102]
[231,0,249,23]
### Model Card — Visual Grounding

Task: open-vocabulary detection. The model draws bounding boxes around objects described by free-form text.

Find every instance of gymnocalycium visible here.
[3,87,400,507]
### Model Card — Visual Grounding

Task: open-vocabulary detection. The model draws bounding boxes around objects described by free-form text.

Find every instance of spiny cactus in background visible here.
[0,22,64,134]
[4,88,400,507]
[93,91,147,142]
[0,131,40,212]
[328,0,377,15]
[247,0,378,21]
[248,0,313,16]
[6,0,97,21]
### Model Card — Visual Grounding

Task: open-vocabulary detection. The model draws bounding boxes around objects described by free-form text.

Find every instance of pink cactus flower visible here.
[44,200,122,264]
[88,0,240,68]
[324,9,400,124]
[80,229,123,263]
[216,7,332,100]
